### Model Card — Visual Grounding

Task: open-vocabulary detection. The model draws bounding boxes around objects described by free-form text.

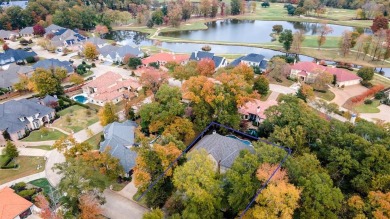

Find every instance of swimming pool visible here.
[73,95,88,104]
[226,135,252,146]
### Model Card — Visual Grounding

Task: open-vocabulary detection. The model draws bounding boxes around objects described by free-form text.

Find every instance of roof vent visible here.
[212,130,216,134]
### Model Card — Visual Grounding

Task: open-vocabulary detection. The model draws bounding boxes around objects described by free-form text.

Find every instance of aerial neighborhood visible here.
[0,0,390,219]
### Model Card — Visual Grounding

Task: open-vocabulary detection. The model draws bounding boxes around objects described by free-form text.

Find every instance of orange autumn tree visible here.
[34,194,62,219]
[162,117,195,143]
[244,163,301,219]
[133,140,181,190]
[196,58,215,77]
[182,75,258,129]
[369,191,390,219]
[79,193,104,219]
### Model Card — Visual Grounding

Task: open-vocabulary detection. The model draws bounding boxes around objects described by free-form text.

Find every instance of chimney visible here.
[257,106,261,114]
[294,59,296,65]
[316,61,319,65]
[350,113,357,124]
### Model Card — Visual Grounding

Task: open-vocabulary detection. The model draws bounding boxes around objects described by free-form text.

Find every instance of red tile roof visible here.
[238,99,277,119]
[0,187,33,219]
[291,62,360,82]
[142,53,189,65]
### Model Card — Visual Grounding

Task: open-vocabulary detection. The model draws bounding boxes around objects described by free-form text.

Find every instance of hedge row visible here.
[351,84,385,104]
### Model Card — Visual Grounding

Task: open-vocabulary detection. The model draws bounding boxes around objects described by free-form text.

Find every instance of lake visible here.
[160,19,371,44]
[102,30,313,60]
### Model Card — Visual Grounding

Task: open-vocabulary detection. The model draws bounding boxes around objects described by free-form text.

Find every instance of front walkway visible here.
[102,189,148,219]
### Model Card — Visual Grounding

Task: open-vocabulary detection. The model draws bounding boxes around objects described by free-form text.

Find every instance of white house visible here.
[98,45,144,63]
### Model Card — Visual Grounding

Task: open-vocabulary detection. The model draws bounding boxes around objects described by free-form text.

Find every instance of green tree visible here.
[357,67,374,81]
[83,42,99,60]
[231,0,241,15]
[30,68,63,96]
[152,9,164,25]
[253,76,269,95]
[143,208,164,219]
[128,57,142,69]
[279,29,293,52]
[224,150,261,214]
[5,141,19,159]
[98,102,118,126]
[173,149,222,219]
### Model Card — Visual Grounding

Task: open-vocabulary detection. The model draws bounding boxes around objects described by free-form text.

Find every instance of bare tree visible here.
[317,23,333,50]
[339,30,353,57]
[292,30,306,53]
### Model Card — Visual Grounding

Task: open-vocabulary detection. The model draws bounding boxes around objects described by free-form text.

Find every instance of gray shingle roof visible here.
[98,45,118,58]
[32,59,73,73]
[241,53,265,63]
[85,37,107,46]
[45,24,64,33]
[0,63,33,88]
[100,121,138,173]
[20,27,34,35]
[190,51,215,61]
[0,98,55,133]
[117,45,143,57]
[193,133,254,168]
[0,49,37,66]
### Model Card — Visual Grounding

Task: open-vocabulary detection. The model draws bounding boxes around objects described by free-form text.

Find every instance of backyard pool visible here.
[226,135,252,146]
[72,94,88,104]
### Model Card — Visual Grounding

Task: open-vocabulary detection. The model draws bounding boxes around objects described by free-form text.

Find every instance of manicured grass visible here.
[26,145,53,150]
[0,156,46,185]
[260,92,272,101]
[354,100,381,113]
[53,105,99,133]
[29,178,54,194]
[302,36,340,48]
[84,131,103,150]
[0,155,8,166]
[315,90,336,101]
[21,129,66,142]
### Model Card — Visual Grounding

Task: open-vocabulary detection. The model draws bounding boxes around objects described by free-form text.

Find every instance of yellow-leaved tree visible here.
[83,42,99,60]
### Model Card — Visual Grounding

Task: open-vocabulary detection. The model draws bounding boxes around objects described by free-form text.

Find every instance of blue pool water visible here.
[73,95,88,104]
[226,135,252,146]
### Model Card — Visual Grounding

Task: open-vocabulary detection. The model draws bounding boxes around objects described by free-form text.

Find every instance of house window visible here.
[17,131,23,139]
[19,117,25,122]
[33,121,40,129]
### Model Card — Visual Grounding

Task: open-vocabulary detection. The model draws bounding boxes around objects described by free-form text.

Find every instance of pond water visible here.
[102,30,313,61]
[160,19,371,44]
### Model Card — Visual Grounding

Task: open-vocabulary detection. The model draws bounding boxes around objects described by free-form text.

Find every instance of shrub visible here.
[91,63,96,68]
[12,182,26,192]
[360,80,373,88]
[25,56,36,63]
[149,62,160,69]
[375,91,385,100]
[364,99,373,104]
[351,84,385,104]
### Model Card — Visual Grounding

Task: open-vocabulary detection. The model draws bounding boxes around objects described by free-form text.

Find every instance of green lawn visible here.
[0,156,46,185]
[0,155,9,166]
[315,90,336,101]
[26,145,53,150]
[84,131,103,150]
[29,178,54,195]
[354,100,381,113]
[21,129,66,142]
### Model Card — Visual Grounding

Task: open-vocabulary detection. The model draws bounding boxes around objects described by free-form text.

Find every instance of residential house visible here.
[0,1,29,9]
[0,30,17,40]
[0,49,37,68]
[0,187,35,219]
[19,27,34,37]
[192,132,254,173]
[0,97,56,142]
[100,121,138,176]
[142,52,189,67]
[290,61,361,87]
[230,53,268,71]
[238,99,277,126]
[82,71,141,106]
[98,45,144,63]
[0,63,34,90]
[50,29,87,49]
[190,51,228,69]
[84,37,108,48]
[44,24,64,35]
[32,59,74,73]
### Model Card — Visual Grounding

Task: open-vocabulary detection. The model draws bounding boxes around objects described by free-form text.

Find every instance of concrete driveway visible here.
[360,104,390,123]
[269,84,296,94]
[102,189,148,219]
[329,85,368,106]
